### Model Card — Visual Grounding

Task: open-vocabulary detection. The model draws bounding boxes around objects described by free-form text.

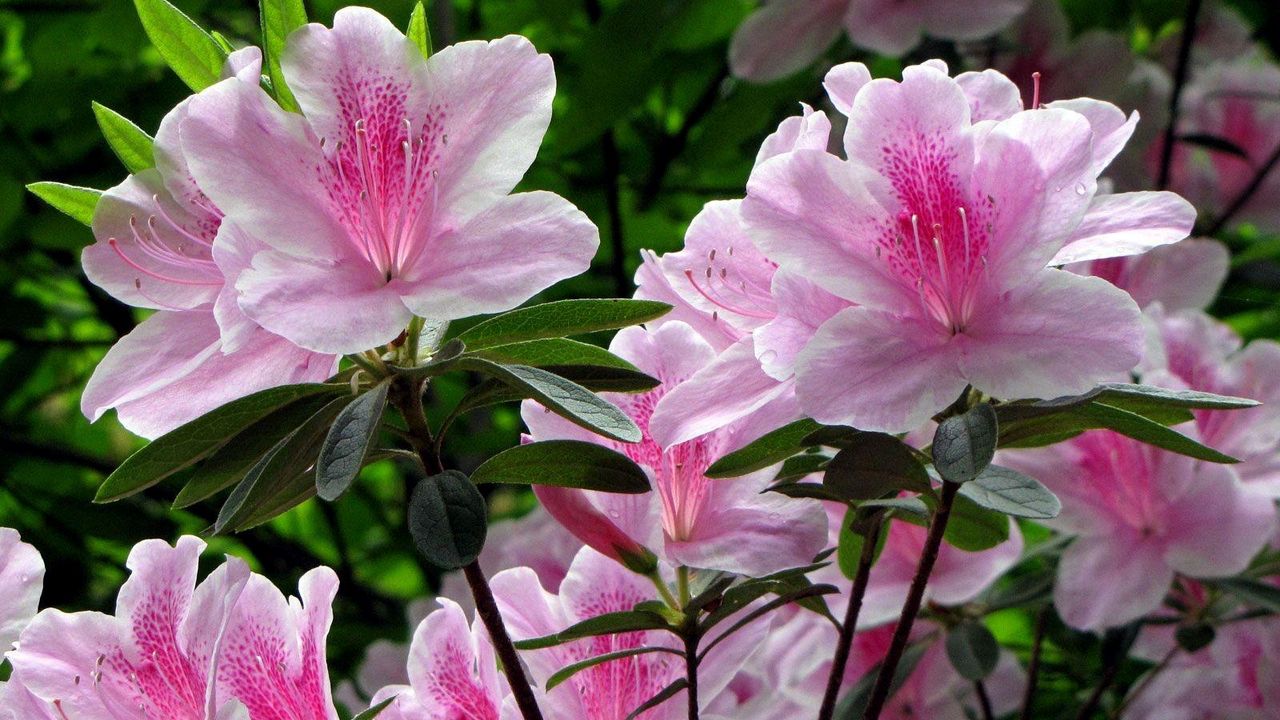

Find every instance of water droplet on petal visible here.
[607,510,622,519]
[1075,182,1088,195]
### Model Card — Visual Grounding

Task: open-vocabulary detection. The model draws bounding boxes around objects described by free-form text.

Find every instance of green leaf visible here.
[1078,403,1238,463]
[943,494,1010,552]
[96,383,344,503]
[547,646,680,691]
[133,0,229,91]
[407,1,432,57]
[514,609,673,650]
[447,365,657,425]
[91,103,155,172]
[459,359,641,443]
[946,620,999,680]
[27,182,102,227]
[1094,384,1258,411]
[705,419,823,478]
[470,440,650,493]
[857,496,931,518]
[932,403,997,483]
[316,381,390,502]
[835,637,931,719]
[1175,623,1216,652]
[1212,577,1280,613]
[469,338,642,372]
[824,432,933,501]
[408,470,488,571]
[352,697,397,720]
[215,396,352,532]
[625,679,688,720]
[260,0,308,110]
[454,299,672,350]
[763,481,849,502]
[837,509,888,580]
[390,338,467,379]
[774,453,830,482]
[958,465,1061,520]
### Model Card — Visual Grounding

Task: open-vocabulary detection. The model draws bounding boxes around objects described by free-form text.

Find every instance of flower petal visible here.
[1163,464,1277,578]
[956,69,1024,121]
[0,528,44,652]
[1052,191,1196,265]
[823,62,873,116]
[1055,532,1174,631]
[728,0,845,82]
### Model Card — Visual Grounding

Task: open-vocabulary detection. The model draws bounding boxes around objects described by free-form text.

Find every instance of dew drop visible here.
[607,510,622,519]
[1075,182,1088,195]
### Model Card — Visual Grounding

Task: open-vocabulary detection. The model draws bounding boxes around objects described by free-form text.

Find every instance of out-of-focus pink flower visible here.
[1143,307,1280,496]
[729,0,1031,82]
[1126,618,1280,720]
[0,527,43,653]
[1071,237,1229,312]
[369,599,516,720]
[6,536,339,720]
[492,546,769,719]
[1004,431,1276,631]
[440,506,583,611]
[742,60,1195,433]
[182,8,598,355]
[80,48,337,439]
[522,322,827,577]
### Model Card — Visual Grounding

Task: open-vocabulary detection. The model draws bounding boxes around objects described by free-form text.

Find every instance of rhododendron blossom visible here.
[522,322,827,577]
[0,527,43,653]
[1004,431,1276,630]
[1072,237,1229,312]
[79,48,337,439]
[6,536,339,720]
[181,8,598,355]
[729,0,1031,81]
[742,60,1196,432]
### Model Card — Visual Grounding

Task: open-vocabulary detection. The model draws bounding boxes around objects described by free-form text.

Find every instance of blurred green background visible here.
[2,0,1280,706]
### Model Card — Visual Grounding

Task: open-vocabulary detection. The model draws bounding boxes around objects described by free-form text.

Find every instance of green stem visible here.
[651,572,680,610]
[677,566,692,607]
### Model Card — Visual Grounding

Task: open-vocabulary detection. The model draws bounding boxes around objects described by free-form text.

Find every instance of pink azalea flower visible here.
[1142,306,1280,496]
[1004,431,1277,631]
[522,322,827,577]
[180,8,598,355]
[1125,618,1280,720]
[491,546,769,719]
[741,60,1195,433]
[6,536,339,720]
[729,0,1031,82]
[1071,237,1229,312]
[80,47,337,439]
[369,598,516,720]
[0,527,44,653]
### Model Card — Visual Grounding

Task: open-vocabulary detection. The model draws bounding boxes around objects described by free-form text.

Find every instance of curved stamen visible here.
[109,239,220,287]
[683,270,773,320]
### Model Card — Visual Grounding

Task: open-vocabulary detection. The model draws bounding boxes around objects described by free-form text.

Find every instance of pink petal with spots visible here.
[381,599,505,720]
[756,104,832,165]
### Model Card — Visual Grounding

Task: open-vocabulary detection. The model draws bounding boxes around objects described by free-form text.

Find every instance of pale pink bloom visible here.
[7,536,339,720]
[80,47,337,439]
[333,600,432,713]
[1071,237,1229,312]
[1004,431,1276,631]
[742,60,1195,433]
[0,527,44,653]
[491,546,769,719]
[181,8,597,355]
[369,599,517,720]
[522,322,827,577]
[1142,306,1280,496]
[729,0,1031,81]
[1126,618,1280,720]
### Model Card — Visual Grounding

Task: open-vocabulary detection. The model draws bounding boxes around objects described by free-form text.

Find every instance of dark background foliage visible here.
[2,0,1279,710]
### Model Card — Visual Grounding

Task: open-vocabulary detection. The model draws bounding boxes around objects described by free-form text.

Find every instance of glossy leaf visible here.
[1175,623,1216,652]
[316,381,390,501]
[625,679,688,720]
[824,432,933,501]
[408,470,488,570]
[470,440,650,493]
[454,299,672,350]
[407,1,432,57]
[943,494,1010,552]
[91,102,155,172]
[469,338,642,371]
[946,620,999,680]
[932,403,997,483]
[547,646,681,691]
[514,608,673,650]
[133,0,228,91]
[958,465,1061,519]
[27,182,102,227]
[705,418,823,478]
[260,0,308,110]
[352,697,397,720]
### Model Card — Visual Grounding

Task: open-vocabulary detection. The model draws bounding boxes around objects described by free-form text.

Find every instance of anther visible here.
[1031,71,1042,109]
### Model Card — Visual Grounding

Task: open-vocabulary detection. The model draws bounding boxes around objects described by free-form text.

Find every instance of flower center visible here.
[878,205,989,334]
[681,245,778,325]
[108,198,222,306]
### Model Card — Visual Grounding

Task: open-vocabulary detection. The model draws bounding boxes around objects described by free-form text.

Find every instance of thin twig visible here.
[1074,652,1124,720]
[1107,647,1180,720]
[818,513,885,720]
[1157,0,1204,190]
[974,680,995,720]
[465,560,546,720]
[1205,139,1280,235]
[861,481,961,719]
[638,67,728,209]
[1018,607,1050,720]
[685,627,701,720]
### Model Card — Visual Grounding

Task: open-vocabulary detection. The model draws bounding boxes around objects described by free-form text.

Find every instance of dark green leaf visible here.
[801,424,861,448]
[459,359,641,442]
[1212,577,1280,613]
[260,0,308,111]
[454,299,671,350]
[390,338,467,379]
[514,609,673,650]
[1095,383,1258,411]
[824,432,933,501]
[999,401,1239,463]
[27,182,102,227]
[407,1,432,57]
[705,419,823,478]
[943,494,1010,552]
[625,679,688,720]
[469,338,642,372]
[835,637,931,719]
[1078,403,1238,463]
[698,583,839,657]
[96,383,344,503]
[932,403,997,483]
[837,509,888,580]
[946,620,999,680]
[774,453,830,482]
[408,470,488,571]
[958,465,1061,519]
[316,381,390,501]
[547,646,681,690]
[352,697,397,720]
[764,481,849,502]
[133,0,228,91]
[1175,623,1216,652]
[470,440,649,493]
[857,496,931,518]
[983,571,1055,611]
[91,103,155,172]
[447,365,657,425]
